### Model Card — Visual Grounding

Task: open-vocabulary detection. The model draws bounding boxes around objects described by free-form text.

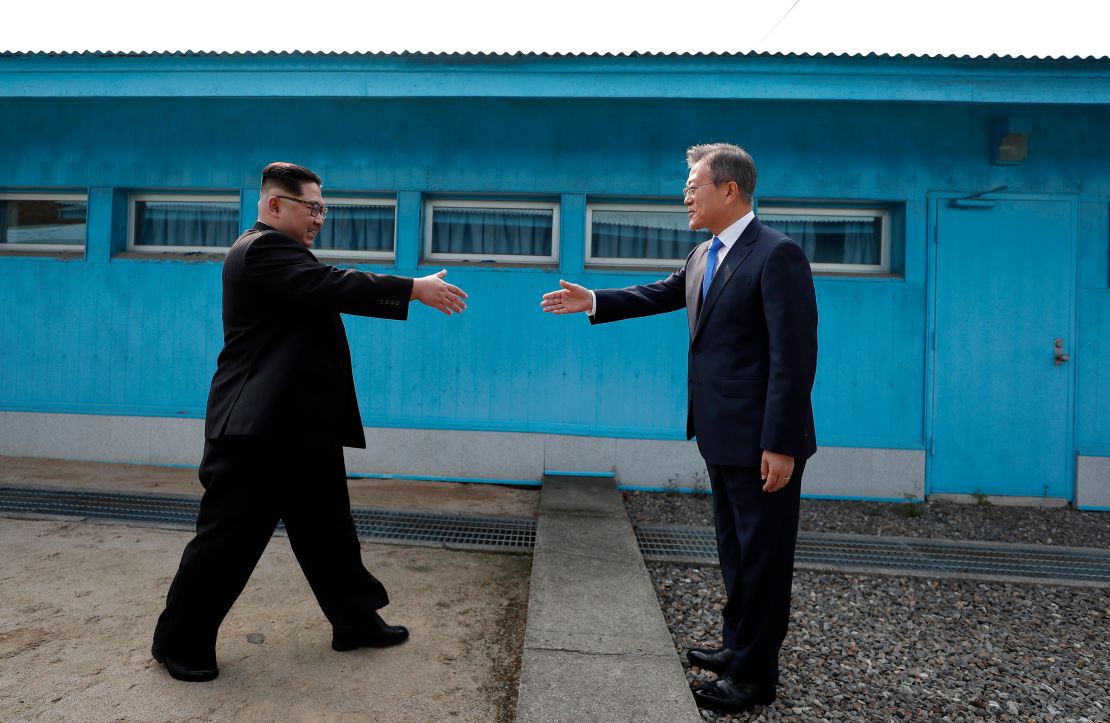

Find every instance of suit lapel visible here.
[687,240,711,335]
[693,218,762,341]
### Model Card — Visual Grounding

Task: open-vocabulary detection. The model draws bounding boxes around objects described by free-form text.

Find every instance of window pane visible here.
[431,206,552,257]
[0,198,87,246]
[314,203,394,253]
[133,200,239,248]
[763,214,882,265]
[591,209,703,260]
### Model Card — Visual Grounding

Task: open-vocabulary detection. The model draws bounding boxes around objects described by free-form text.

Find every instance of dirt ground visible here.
[0,456,536,722]
[0,456,539,519]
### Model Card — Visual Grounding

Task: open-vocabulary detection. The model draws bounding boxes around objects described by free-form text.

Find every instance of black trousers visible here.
[707,458,805,688]
[152,436,388,662]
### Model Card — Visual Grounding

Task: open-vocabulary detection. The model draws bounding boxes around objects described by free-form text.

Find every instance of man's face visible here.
[268,182,325,248]
[684,160,730,234]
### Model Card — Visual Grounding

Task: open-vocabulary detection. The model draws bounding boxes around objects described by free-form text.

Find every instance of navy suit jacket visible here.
[592,217,818,467]
[204,222,413,449]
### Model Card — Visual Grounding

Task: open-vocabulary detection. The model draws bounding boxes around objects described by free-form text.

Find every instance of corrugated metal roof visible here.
[5,50,1108,106]
[1,50,1107,61]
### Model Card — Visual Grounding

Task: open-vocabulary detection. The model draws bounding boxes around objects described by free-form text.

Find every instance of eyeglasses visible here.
[274,195,329,219]
[682,181,724,198]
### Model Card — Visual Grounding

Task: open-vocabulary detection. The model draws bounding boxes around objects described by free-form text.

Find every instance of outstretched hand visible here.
[412,269,468,315]
[540,279,593,315]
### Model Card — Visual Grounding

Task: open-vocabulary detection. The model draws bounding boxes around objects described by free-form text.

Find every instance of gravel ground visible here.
[624,492,1110,550]
[650,563,1110,722]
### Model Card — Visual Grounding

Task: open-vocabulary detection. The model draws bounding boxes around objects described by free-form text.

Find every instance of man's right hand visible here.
[411,269,468,315]
[540,280,593,315]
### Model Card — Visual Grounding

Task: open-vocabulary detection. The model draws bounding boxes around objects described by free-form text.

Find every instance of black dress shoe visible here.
[692,676,775,712]
[331,612,410,651]
[686,646,734,675]
[151,644,219,682]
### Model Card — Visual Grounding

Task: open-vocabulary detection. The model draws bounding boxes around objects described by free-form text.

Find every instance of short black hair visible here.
[260,162,322,196]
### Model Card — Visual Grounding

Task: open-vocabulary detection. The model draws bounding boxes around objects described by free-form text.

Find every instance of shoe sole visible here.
[331,635,409,652]
[151,644,219,682]
[685,654,730,675]
[693,694,776,713]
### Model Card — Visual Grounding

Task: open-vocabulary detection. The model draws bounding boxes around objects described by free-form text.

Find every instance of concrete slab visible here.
[1077,455,1110,509]
[517,650,697,723]
[542,434,616,475]
[515,475,699,723]
[613,437,706,490]
[0,516,530,722]
[928,493,1069,507]
[147,417,205,466]
[804,446,925,500]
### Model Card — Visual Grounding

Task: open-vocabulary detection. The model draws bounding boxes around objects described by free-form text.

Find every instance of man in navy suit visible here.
[541,143,818,712]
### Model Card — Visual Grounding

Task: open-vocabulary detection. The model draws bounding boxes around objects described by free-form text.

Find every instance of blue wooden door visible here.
[928,196,1076,499]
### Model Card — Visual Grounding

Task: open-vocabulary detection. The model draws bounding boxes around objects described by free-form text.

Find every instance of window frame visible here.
[757,204,891,274]
[128,192,241,253]
[423,198,560,265]
[309,196,398,261]
[585,201,702,269]
[0,191,89,252]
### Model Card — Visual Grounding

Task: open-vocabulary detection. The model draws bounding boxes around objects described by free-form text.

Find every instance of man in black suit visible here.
[152,162,468,682]
[541,143,818,712]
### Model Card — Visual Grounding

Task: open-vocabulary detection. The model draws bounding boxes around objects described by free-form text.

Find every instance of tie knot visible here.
[709,236,723,252]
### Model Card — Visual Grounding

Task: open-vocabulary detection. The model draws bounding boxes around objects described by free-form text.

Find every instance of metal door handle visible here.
[1054,338,1070,365]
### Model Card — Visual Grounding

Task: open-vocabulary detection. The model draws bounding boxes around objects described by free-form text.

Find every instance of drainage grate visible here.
[348,507,534,551]
[636,525,1110,585]
[0,485,534,553]
[6,485,1107,583]
[0,486,202,526]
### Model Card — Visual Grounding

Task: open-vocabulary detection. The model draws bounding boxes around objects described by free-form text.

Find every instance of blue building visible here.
[1,51,1108,508]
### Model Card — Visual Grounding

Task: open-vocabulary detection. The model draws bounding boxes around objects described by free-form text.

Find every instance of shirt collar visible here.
[714,210,755,251]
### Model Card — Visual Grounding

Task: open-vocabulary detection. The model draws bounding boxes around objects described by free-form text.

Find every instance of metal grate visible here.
[636,524,1110,585]
[0,485,534,552]
[348,507,534,550]
[6,484,1107,582]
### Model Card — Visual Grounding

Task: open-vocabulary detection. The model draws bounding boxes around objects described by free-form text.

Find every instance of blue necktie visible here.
[701,236,723,300]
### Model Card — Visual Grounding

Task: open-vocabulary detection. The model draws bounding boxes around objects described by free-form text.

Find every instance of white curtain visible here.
[432,207,552,256]
[315,204,394,252]
[135,202,239,248]
[591,210,704,260]
[763,215,880,265]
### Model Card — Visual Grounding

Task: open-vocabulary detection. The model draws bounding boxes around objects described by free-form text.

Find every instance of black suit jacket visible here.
[592,217,818,467]
[204,222,413,449]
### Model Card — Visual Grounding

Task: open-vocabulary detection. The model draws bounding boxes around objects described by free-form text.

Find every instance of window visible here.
[0,193,87,251]
[425,199,558,264]
[587,203,704,267]
[312,198,395,260]
[759,206,890,273]
[129,194,240,252]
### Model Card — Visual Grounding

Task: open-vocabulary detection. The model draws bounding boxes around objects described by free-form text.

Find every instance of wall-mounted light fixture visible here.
[991,117,1031,165]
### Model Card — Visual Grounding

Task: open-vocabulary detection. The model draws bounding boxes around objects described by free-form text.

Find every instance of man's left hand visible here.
[760,450,795,493]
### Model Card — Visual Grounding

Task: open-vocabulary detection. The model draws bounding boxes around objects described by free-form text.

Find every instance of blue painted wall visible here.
[1,88,1108,462]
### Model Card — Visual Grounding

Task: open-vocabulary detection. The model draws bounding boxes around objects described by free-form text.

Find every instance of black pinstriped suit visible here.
[153,222,414,663]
